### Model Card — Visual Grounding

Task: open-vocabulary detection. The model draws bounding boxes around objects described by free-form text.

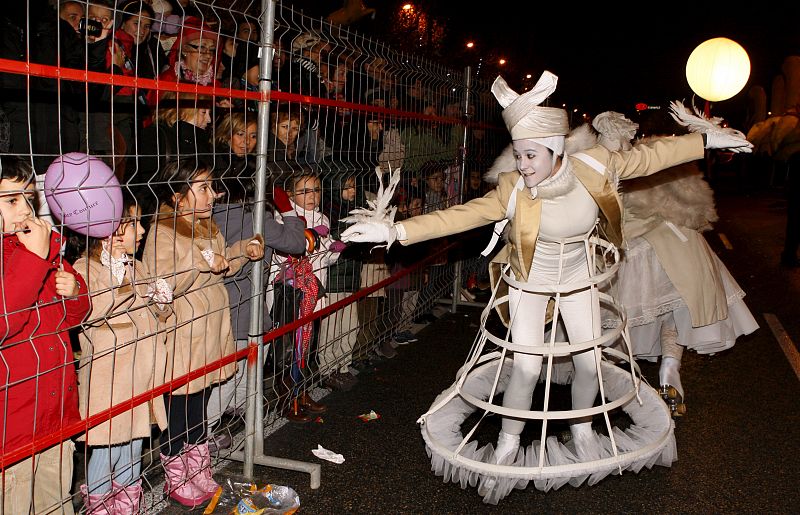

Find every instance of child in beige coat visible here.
[142,158,263,507]
[75,193,172,513]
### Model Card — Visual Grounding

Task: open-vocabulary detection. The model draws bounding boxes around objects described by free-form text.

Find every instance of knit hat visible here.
[291,32,321,53]
[167,16,218,68]
[180,16,218,45]
[492,71,569,154]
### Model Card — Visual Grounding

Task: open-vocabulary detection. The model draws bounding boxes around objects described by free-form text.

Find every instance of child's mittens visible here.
[146,278,173,307]
[272,185,295,215]
[312,225,330,237]
[329,240,347,253]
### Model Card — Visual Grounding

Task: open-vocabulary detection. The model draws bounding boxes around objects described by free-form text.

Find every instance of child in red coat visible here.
[0,156,90,513]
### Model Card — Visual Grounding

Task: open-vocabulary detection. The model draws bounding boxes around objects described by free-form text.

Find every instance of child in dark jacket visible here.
[0,155,90,514]
[319,173,369,391]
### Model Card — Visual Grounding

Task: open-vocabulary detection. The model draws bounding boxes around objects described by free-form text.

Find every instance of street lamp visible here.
[466,41,474,48]
[499,58,506,65]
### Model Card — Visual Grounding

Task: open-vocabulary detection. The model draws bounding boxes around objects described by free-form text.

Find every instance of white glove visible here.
[705,129,753,153]
[340,221,397,248]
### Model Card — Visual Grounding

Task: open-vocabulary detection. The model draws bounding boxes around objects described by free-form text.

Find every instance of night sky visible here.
[291,1,800,121]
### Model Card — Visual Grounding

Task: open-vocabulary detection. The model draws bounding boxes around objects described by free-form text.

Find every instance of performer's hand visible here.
[340,221,396,247]
[705,130,753,153]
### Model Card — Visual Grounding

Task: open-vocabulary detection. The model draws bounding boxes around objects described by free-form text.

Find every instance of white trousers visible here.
[501,242,601,435]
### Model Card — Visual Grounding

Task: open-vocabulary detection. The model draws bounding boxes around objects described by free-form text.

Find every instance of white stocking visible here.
[500,287,548,435]
[659,321,684,397]
[494,431,520,463]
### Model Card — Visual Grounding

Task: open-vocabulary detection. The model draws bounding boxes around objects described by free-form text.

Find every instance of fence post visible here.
[230,0,321,488]
[450,66,473,313]
[241,0,277,479]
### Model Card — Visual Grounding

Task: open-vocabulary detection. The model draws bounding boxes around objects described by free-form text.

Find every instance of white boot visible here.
[479,432,520,497]
[494,431,520,463]
[570,422,600,460]
[659,356,683,399]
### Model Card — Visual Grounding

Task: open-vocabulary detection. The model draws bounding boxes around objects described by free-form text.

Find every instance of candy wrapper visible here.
[358,410,380,422]
[203,480,299,515]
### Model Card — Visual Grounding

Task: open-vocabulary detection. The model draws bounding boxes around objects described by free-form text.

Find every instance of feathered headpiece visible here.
[593,111,639,151]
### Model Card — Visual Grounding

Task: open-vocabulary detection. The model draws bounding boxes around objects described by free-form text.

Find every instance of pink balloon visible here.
[44,153,123,238]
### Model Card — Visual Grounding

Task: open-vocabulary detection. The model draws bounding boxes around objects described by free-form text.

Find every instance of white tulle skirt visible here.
[605,237,758,360]
[418,230,676,504]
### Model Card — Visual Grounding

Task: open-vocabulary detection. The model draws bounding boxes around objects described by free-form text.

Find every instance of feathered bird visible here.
[341,166,401,248]
[669,100,747,140]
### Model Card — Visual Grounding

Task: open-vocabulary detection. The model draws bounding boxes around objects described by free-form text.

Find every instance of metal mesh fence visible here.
[0,0,504,512]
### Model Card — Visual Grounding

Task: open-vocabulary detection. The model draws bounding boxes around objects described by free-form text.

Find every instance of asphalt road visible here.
[166,164,800,514]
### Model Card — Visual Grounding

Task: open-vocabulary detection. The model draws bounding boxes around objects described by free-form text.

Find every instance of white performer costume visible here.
[593,111,759,416]
[341,72,753,503]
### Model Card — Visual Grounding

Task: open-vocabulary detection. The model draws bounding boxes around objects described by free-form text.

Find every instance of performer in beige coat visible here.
[343,71,752,501]
[142,159,264,507]
[593,111,758,417]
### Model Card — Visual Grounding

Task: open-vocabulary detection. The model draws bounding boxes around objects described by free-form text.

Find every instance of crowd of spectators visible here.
[0,1,501,511]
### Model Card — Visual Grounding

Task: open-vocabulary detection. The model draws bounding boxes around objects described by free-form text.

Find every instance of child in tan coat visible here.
[74,193,172,513]
[142,158,263,507]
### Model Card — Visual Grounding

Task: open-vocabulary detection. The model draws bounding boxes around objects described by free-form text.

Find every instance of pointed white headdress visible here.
[492,71,569,154]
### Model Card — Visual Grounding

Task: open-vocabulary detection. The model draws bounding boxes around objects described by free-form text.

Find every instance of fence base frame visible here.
[227,450,322,489]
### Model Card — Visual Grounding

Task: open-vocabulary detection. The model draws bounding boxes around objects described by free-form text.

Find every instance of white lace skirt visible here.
[608,237,758,360]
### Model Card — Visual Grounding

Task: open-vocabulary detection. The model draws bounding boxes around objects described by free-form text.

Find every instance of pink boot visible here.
[79,484,116,515]
[112,480,142,514]
[183,443,221,496]
[160,452,214,507]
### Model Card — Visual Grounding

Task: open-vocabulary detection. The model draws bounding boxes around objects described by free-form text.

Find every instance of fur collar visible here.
[621,160,717,233]
[156,204,219,239]
[533,160,578,199]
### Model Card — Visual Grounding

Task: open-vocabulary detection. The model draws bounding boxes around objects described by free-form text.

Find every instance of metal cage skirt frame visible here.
[417,233,676,504]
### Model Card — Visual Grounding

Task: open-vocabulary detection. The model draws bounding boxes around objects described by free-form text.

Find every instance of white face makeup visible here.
[512,139,555,188]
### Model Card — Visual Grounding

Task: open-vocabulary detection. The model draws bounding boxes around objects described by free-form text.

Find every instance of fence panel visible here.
[0,1,504,512]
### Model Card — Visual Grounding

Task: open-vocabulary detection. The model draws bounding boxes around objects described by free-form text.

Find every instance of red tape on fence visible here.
[0,57,486,127]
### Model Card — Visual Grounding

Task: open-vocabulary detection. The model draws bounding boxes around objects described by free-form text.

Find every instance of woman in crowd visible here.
[111,0,168,152]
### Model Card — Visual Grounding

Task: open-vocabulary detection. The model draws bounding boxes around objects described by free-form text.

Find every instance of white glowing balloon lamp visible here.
[685,37,751,102]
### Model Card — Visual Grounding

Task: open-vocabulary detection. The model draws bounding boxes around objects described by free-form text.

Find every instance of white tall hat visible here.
[492,71,569,153]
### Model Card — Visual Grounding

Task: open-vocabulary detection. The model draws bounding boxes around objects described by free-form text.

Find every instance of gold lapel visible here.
[515,190,541,281]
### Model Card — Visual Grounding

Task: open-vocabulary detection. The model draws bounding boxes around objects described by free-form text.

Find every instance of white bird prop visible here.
[341,165,401,249]
[669,100,753,153]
